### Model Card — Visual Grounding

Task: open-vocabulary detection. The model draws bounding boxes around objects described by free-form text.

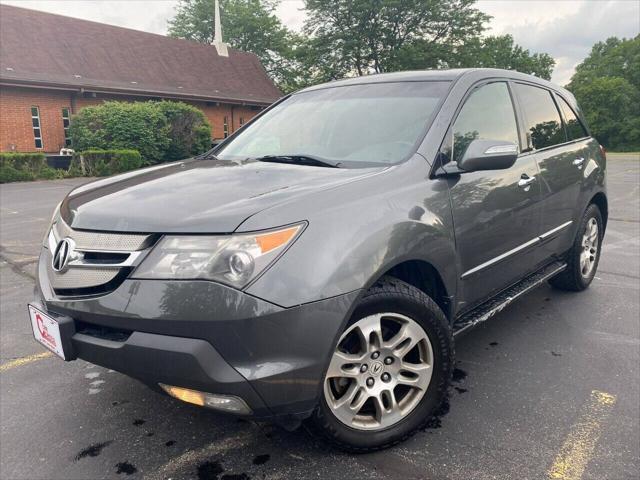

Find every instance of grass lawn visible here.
[607,152,639,158]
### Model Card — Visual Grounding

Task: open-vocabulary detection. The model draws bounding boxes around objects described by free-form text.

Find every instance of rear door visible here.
[512,83,586,257]
[445,81,544,309]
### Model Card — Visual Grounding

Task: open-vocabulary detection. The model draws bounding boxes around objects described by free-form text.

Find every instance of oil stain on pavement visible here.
[452,367,467,382]
[115,461,137,475]
[74,440,113,461]
[197,460,225,480]
[252,454,270,465]
[422,365,470,429]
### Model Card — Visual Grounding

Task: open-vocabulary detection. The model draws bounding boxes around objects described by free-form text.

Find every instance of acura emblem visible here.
[52,238,74,272]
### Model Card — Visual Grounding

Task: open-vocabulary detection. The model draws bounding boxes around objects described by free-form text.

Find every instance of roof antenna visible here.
[213,0,228,57]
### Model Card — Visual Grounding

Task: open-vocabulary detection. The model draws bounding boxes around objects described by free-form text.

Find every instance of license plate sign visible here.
[28,305,65,359]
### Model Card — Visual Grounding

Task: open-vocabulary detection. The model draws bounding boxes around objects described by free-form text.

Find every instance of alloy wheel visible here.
[580,217,599,278]
[323,313,433,431]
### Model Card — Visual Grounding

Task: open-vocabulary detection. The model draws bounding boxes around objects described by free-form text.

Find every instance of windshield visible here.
[216,81,450,167]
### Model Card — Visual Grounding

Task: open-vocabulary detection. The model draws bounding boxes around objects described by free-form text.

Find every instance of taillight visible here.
[600,144,607,161]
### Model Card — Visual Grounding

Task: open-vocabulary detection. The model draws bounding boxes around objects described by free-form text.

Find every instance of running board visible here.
[453,261,567,337]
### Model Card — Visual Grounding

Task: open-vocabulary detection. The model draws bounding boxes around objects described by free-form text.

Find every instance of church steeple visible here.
[213,0,228,57]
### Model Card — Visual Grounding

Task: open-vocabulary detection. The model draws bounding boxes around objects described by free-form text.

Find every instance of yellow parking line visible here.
[548,390,617,480]
[0,351,53,372]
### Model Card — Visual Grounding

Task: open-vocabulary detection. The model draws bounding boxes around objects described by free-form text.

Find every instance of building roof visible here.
[0,5,282,106]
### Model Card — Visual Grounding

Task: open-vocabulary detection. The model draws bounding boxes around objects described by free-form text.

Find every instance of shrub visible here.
[156,101,212,161]
[0,153,60,183]
[69,101,212,164]
[69,150,143,177]
[0,164,34,183]
[69,102,169,164]
[1,152,45,169]
[39,166,63,180]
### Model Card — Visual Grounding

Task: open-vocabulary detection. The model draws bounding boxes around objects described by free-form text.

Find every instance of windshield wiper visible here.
[196,151,219,160]
[254,154,341,168]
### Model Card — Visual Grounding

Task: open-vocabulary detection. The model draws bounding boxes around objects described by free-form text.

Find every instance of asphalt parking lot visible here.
[1,153,638,480]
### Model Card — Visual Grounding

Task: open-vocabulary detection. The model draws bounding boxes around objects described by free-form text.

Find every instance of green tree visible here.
[301,0,490,81]
[451,34,555,79]
[167,0,556,93]
[168,0,299,91]
[569,36,640,88]
[570,76,639,151]
[568,36,640,151]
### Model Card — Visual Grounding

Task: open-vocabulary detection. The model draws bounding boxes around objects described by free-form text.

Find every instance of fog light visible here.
[159,384,252,414]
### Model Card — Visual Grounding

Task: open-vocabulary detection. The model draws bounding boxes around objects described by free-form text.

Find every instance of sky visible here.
[1,0,638,85]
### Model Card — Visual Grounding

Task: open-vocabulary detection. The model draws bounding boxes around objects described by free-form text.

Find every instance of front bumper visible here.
[36,252,359,420]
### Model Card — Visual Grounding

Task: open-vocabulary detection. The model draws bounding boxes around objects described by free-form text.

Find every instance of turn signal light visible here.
[159,384,252,414]
[256,225,300,254]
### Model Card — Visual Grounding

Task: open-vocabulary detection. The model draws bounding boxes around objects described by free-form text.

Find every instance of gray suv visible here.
[30,69,607,451]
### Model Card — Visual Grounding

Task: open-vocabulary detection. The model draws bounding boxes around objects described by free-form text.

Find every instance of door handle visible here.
[573,157,585,169]
[518,174,536,190]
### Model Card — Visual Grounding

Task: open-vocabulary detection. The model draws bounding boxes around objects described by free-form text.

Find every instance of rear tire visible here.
[550,203,603,291]
[311,276,453,452]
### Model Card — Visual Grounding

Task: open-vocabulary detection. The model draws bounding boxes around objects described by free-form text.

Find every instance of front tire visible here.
[550,203,603,291]
[312,276,453,452]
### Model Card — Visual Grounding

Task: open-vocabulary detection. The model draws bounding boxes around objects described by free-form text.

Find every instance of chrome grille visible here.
[46,216,155,295]
[53,219,150,251]
[45,250,121,289]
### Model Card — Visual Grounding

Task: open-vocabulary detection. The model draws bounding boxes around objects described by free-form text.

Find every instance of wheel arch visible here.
[589,191,608,231]
[365,258,452,321]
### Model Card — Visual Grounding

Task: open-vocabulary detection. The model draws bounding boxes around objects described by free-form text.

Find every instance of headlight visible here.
[132,223,304,288]
[43,202,61,247]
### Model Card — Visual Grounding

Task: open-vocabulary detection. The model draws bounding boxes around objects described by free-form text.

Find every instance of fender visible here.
[571,138,607,239]
[244,154,457,309]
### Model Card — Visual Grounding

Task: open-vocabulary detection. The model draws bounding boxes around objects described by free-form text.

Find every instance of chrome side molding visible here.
[461,221,573,279]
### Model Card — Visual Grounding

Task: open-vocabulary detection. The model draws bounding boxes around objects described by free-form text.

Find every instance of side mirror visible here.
[457,139,519,173]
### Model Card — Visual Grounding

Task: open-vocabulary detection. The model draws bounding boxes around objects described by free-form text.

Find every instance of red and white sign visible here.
[28,305,65,359]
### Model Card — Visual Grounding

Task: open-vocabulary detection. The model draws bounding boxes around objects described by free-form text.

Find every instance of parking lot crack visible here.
[598,269,640,280]
[609,217,640,223]
[0,246,36,281]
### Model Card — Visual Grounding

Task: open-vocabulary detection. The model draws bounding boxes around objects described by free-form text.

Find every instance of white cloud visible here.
[2,0,638,85]
[276,0,305,31]
[481,0,640,84]
[0,0,177,34]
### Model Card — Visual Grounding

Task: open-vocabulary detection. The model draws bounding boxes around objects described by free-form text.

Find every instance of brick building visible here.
[0,4,282,154]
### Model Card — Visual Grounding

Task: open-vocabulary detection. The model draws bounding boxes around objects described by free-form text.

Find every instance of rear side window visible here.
[557,96,588,141]
[452,82,519,164]
[514,83,565,150]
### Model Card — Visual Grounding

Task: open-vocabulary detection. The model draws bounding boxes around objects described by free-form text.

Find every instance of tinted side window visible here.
[452,82,519,164]
[557,96,588,141]
[514,83,565,150]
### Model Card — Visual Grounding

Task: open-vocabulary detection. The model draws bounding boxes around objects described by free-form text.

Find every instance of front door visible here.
[445,81,544,309]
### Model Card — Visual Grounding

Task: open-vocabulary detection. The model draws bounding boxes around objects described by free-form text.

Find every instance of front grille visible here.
[45,216,156,297]
[53,219,152,251]
[47,261,122,289]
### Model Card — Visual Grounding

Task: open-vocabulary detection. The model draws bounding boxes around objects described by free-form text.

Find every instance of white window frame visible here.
[31,106,43,149]
[62,107,71,147]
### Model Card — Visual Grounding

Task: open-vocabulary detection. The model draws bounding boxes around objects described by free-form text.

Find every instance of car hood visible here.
[62,158,384,233]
